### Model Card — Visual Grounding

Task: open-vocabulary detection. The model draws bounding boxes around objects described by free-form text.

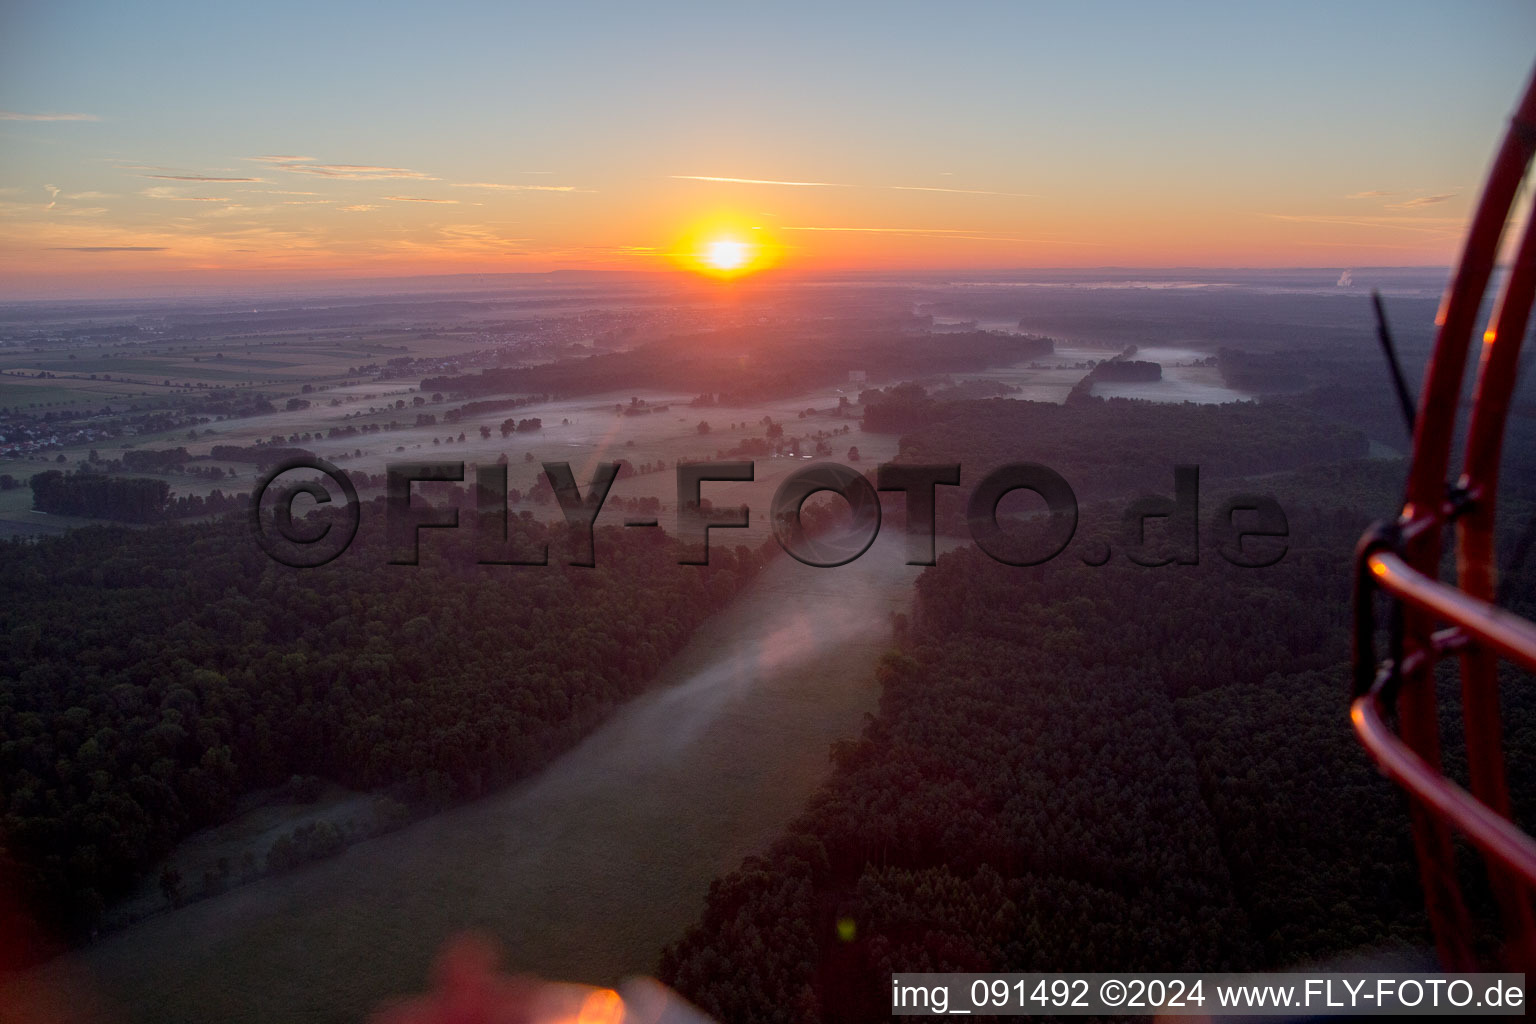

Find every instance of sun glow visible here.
[672,216,778,278]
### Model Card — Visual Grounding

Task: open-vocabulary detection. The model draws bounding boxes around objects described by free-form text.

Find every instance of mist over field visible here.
[5,262,1533,1022]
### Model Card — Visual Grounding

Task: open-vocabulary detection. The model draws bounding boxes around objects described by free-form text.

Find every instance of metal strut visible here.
[1351,62,1536,971]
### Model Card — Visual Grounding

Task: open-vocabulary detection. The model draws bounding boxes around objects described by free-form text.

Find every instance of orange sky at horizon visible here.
[2,2,1532,298]
[0,178,1482,297]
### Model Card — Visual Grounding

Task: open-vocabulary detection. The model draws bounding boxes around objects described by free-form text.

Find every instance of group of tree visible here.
[29,471,172,523]
[209,444,317,471]
[28,471,246,524]
[498,417,542,437]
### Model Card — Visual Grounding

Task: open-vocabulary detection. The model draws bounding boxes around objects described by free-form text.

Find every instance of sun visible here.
[671,217,777,278]
[706,239,750,271]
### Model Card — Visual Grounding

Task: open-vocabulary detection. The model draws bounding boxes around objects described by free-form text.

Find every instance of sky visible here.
[1,0,1534,296]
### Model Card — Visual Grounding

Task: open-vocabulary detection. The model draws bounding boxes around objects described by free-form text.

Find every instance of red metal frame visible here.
[1352,64,1536,969]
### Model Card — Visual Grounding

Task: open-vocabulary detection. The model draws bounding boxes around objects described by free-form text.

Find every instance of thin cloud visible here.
[1263,212,1461,236]
[384,195,458,203]
[452,182,584,192]
[1310,240,1432,251]
[1347,190,1394,199]
[198,204,259,217]
[288,164,436,180]
[250,155,436,180]
[1,111,99,122]
[674,175,1031,197]
[339,204,378,212]
[49,246,167,252]
[430,224,533,254]
[782,225,1101,244]
[785,225,971,233]
[673,175,851,188]
[890,185,1035,198]
[142,186,229,202]
[145,174,264,183]
[1388,193,1456,209]
[6,191,109,217]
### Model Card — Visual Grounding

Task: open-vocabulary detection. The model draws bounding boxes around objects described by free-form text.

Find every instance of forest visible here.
[0,507,763,965]
[859,389,1371,545]
[878,391,1369,491]
[659,458,1536,1023]
[28,471,173,523]
[423,328,1053,403]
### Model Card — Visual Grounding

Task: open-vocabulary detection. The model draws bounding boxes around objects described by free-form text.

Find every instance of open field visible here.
[5,276,1323,539]
[0,381,903,540]
[0,380,154,411]
[0,334,1247,538]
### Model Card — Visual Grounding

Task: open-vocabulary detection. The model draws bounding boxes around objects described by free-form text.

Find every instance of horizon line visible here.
[0,264,1461,305]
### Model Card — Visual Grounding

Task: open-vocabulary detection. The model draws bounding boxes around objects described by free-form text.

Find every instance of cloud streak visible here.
[673,175,851,188]
[782,225,1101,244]
[784,225,972,233]
[673,175,1031,197]
[1,111,99,121]
[1263,212,1462,236]
[1387,193,1456,209]
[1346,189,1458,209]
[142,187,229,202]
[890,185,1036,197]
[250,155,436,180]
[49,246,167,252]
[384,195,458,203]
[145,174,264,183]
[452,182,584,192]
